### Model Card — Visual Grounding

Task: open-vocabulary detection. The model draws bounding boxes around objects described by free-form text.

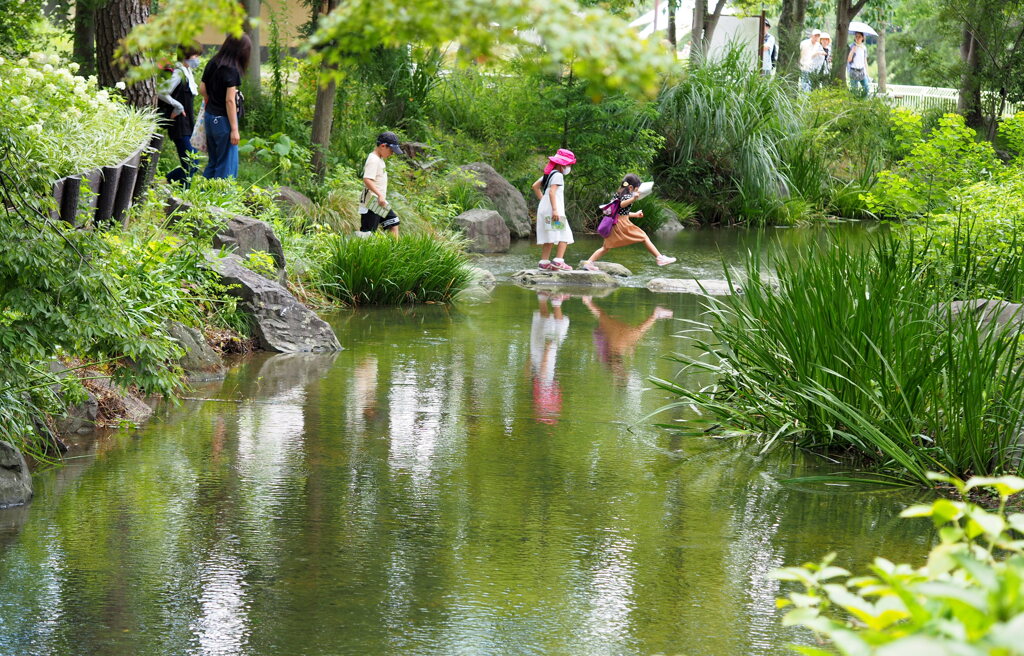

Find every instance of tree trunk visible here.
[701,0,729,56]
[95,0,154,108]
[778,0,808,73]
[72,1,96,77]
[958,24,983,128]
[690,0,707,64]
[667,0,677,50]
[876,26,888,92]
[244,0,262,93]
[310,0,339,181]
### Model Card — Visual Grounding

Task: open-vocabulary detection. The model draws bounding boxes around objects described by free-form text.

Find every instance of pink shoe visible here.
[550,260,573,271]
[538,261,554,270]
[581,261,600,272]
[656,255,677,266]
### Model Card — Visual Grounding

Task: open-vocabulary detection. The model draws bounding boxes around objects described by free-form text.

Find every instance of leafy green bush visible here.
[311,232,473,306]
[864,114,1000,219]
[655,234,1024,485]
[0,131,182,458]
[775,475,1024,655]
[0,52,158,177]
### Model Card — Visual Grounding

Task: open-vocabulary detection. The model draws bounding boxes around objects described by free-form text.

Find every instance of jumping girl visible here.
[582,174,676,270]
[532,148,576,271]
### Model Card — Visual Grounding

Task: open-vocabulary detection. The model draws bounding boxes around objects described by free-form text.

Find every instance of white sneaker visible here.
[656,255,677,266]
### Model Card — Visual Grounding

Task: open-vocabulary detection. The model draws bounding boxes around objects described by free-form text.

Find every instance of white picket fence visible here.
[871,83,1021,117]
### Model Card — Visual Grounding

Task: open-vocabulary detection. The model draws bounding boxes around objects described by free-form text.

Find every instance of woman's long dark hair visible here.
[209,34,252,75]
[616,173,642,197]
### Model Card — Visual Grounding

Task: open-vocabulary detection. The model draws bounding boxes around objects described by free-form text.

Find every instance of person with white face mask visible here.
[157,44,202,184]
[532,148,577,270]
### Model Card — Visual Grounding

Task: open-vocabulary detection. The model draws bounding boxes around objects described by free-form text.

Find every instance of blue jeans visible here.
[203,113,238,179]
[849,72,869,96]
[167,134,198,185]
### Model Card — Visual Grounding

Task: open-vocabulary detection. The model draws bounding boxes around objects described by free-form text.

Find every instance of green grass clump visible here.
[312,232,474,306]
[656,234,1024,485]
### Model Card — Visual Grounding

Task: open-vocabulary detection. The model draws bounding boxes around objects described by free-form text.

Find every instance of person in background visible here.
[581,174,676,271]
[199,34,251,179]
[761,20,778,76]
[847,31,870,96]
[532,148,577,271]
[358,131,404,235]
[818,33,833,77]
[157,44,202,185]
[798,29,823,92]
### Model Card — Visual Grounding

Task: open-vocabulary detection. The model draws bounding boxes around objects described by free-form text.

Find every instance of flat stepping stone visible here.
[647,278,735,295]
[512,268,620,288]
[576,261,632,277]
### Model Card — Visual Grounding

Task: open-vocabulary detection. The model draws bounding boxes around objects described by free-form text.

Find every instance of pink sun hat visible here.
[543,148,577,174]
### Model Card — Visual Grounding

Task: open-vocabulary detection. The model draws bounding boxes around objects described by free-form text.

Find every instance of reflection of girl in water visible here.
[530,292,570,424]
[582,296,672,384]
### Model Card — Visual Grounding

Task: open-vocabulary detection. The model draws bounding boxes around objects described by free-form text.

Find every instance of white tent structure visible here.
[630,1,762,65]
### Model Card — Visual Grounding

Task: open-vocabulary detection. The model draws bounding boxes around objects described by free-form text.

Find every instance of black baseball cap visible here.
[376,132,404,155]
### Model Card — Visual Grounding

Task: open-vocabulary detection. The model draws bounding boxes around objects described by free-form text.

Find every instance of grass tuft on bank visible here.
[656,234,1024,485]
[311,233,474,306]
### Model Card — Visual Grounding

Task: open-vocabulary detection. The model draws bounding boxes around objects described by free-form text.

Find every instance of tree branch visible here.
[851,0,869,17]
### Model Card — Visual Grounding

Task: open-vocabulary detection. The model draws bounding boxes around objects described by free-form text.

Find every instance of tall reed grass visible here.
[311,232,473,306]
[656,234,1024,485]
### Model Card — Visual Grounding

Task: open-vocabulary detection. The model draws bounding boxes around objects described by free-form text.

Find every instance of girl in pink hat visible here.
[531,149,576,270]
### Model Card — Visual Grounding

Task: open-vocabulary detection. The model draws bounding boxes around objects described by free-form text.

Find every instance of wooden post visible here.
[758,10,766,74]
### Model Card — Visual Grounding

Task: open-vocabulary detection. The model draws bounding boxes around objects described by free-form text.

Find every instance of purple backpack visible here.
[597,199,621,238]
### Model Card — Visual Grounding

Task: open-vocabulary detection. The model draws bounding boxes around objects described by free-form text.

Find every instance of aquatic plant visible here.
[775,475,1024,654]
[655,234,1024,485]
[311,232,473,306]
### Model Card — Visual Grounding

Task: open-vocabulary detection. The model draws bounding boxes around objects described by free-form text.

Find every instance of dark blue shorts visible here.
[360,208,400,231]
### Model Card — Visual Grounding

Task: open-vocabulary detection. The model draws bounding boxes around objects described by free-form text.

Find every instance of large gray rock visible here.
[647,278,735,295]
[0,441,33,508]
[166,321,226,382]
[941,299,1024,332]
[205,252,341,353]
[513,268,619,288]
[47,361,98,435]
[460,163,532,238]
[275,185,312,212]
[212,214,287,284]
[577,261,632,277]
[454,209,511,253]
[655,215,686,235]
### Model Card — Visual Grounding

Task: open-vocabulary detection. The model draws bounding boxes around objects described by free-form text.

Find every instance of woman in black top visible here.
[157,44,202,184]
[199,34,251,179]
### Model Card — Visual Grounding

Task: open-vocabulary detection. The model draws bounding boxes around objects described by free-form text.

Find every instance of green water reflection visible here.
[0,280,931,656]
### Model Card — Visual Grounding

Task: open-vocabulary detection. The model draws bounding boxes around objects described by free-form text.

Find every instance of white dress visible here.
[535,171,574,245]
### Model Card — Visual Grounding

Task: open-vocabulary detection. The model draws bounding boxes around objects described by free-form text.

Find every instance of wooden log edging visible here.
[51,132,163,227]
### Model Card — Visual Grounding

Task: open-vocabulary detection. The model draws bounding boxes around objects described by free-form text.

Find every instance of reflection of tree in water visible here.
[582,296,673,385]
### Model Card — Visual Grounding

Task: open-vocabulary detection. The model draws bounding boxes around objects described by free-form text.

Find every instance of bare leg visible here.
[643,237,661,258]
[388,225,399,237]
[541,243,553,261]
[555,241,568,260]
[586,246,609,263]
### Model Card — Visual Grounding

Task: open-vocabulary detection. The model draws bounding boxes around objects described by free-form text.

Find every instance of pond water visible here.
[0,227,932,656]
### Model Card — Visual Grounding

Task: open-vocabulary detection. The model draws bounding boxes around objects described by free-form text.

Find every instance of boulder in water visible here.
[647,278,735,295]
[0,441,33,508]
[513,268,619,288]
[205,252,341,353]
[459,163,532,238]
[166,321,226,382]
[454,209,511,253]
[577,261,632,277]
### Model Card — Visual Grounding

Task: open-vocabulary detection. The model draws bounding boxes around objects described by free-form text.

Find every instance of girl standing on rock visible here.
[582,174,676,270]
[532,149,576,271]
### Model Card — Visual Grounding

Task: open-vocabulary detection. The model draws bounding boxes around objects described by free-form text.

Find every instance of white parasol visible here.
[847,21,878,37]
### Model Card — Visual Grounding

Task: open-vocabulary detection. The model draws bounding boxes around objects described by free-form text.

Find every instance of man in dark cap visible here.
[761,20,778,76]
[359,131,404,235]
